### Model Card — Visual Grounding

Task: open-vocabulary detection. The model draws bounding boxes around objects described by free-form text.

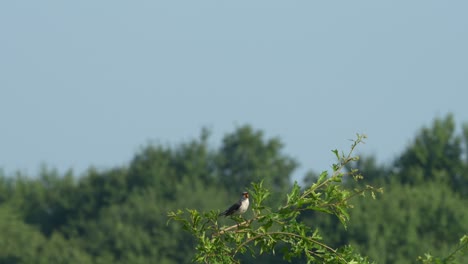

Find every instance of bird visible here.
[219,192,250,217]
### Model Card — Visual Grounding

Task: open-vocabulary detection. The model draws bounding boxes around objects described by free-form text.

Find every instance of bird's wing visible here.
[220,201,241,216]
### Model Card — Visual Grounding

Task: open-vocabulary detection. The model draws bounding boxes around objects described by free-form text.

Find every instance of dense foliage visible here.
[169,134,382,263]
[0,115,467,263]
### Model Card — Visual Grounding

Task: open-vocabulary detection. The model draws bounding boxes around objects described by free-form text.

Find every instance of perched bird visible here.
[219,192,250,217]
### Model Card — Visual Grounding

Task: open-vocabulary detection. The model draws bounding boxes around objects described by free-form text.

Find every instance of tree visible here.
[327,115,468,263]
[169,134,381,263]
[2,121,467,263]
[216,125,297,204]
[395,114,467,194]
[0,204,92,264]
[341,182,468,263]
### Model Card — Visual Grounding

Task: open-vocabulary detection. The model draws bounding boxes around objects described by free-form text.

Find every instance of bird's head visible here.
[242,192,249,199]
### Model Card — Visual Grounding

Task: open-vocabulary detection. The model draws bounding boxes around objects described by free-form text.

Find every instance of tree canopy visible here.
[0,116,467,263]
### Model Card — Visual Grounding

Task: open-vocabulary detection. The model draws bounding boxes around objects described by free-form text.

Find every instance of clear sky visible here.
[1,1,467,180]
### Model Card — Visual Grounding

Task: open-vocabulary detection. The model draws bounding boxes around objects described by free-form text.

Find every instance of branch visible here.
[232,231,347,263]
[212,216,262,236]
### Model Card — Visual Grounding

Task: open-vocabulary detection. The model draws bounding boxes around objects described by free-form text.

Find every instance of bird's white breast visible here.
[238,198,249,214]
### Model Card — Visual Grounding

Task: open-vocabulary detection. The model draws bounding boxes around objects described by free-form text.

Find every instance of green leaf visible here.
[317,171,328,183]
[332,149,339,159]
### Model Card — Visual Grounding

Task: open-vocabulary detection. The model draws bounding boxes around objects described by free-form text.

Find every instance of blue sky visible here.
[1,1,467,180]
